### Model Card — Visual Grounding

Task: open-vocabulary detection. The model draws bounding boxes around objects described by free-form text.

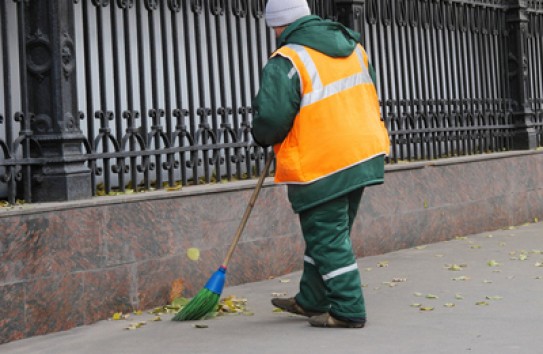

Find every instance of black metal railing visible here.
[1,0,542,204]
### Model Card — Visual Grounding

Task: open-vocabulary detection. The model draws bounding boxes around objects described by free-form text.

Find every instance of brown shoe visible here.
[271,297,325,317]
[308,313,366,328]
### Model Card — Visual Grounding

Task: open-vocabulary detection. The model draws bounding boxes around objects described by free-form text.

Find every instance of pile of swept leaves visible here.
[150,295,254,319]
[113,295,253,330]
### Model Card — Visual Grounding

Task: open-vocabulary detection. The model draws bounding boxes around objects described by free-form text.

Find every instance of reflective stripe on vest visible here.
[285,45,374,108]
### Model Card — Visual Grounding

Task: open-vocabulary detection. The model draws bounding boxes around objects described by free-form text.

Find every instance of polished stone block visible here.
[1,152,542,343]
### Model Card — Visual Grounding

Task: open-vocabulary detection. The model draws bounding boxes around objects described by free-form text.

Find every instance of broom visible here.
[172,152,274,321]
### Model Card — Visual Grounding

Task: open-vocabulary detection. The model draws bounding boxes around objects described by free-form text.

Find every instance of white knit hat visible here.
[265,0,311,27]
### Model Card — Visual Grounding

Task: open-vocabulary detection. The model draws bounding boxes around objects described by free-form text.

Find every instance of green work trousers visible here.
[294,188,366,321]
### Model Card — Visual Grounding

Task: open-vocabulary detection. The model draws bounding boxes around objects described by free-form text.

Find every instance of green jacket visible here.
[252,15,387,213]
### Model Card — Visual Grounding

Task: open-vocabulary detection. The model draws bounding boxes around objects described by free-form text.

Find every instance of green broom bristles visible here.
[172,287,220,321]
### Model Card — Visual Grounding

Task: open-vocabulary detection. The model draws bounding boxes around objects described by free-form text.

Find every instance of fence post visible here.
[334,0,366,35]
[506,0,538,150]
[23,0,91,201]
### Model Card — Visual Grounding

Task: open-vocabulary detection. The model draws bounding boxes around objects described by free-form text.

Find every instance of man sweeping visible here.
[251,0,390,328]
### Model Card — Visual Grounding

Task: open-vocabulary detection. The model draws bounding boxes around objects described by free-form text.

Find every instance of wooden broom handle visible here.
[221,152,274,268]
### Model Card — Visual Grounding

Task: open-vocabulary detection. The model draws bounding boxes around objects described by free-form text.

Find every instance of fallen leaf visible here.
[271,292,287,297]
[487,260,500,267]
[413,292,423,297]
[470,245,482,249]
[279,279,291,283]
[452,276,470,281]
[485,296,503,301]
[455,294,464,300]
[447,264,465,271]
[377,261,389,268]
[420,306,434,311]
[112,312,123,321]
[415,245,427,250]
[165,183,182,191]
[410,303,422,308]
[443,303,455,308]
[125,321,146,330]
[426,294,439,299]
[194,324,209,328]
[476,301,490,306]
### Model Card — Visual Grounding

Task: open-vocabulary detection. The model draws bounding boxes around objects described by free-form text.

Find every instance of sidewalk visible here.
[2,222,542,354]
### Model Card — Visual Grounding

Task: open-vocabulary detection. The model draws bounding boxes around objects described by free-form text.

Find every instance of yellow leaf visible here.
[476,301,490,306]
[187,248,200,261]
[125,321,146,330]
[112,312,123,320]
[426,294,439,299]
[485,296,503,301]
[443,303,455,308]
[133,310,142,315]
[487,260,500,267]
[420,307,434,311]
[166,184,182,192]
[447,264,464,271]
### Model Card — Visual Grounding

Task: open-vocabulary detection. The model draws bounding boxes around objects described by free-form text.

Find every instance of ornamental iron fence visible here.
[1,0,542,204]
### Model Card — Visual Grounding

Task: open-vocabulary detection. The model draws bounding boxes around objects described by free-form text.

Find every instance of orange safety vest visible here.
[271,44,390,184]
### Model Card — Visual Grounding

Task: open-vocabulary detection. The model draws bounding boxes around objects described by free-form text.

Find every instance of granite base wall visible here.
[1,151,542,343]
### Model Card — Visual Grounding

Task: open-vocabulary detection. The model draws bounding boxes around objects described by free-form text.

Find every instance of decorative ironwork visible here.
[1,0,542,203]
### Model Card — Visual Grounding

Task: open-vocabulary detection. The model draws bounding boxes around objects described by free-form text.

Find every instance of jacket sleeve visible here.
[251,56,301,148]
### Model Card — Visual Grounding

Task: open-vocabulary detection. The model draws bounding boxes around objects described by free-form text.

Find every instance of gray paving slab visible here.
[2,222,542,354]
